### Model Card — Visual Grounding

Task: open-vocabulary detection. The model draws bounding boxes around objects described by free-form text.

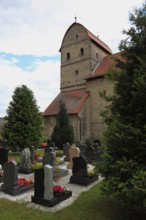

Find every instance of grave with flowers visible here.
[1,160,34,196]
[31,165,72,207]
[70,156,98,186]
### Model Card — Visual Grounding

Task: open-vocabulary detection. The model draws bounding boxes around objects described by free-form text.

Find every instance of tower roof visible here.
[59,22,112,54]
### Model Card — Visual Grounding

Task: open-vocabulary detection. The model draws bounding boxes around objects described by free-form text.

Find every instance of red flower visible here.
[18,178,33,187]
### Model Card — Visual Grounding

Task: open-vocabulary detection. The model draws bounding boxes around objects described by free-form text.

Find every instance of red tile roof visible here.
[59,22,112,54]
[43,89,90,116]
[86,52,122,80]
[87,29,112,54]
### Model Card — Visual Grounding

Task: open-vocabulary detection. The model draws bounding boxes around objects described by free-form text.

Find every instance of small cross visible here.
[74,14,77,23]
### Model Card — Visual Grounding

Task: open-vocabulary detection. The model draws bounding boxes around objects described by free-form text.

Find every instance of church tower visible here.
[43,21,115,142]
[59,22,112,93]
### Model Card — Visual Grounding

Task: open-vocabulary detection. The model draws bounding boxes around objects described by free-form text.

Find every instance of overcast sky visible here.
[0,0,144,117]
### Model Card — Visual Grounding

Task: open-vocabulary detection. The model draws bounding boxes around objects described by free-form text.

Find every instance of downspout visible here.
[77,115,81,141]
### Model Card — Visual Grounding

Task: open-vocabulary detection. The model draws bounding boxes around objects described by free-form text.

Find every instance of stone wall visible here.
[86,77,113,141]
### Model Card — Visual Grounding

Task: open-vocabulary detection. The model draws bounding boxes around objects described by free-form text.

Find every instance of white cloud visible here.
[0,59,60,116]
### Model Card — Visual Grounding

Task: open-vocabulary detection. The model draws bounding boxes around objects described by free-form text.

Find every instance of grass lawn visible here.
[0,182,146,220]
[8,149,45,163]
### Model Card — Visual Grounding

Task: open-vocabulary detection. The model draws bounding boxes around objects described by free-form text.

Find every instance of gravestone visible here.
[72,156,87,176]
[43,150,56,168]
[43,151,68,179]
[70,156,98,186]
[45,146,55,154]
[0,146,8,168]
[78,143,87,157]
[92,143,101,162]
[63,143,70,162]
[44,165,53,200]
[19,148,32,174]
[85,145,96,163]
[32,165,72,207]
[67,145,80,169]
[30,145,35,162]
[1,160,33,195]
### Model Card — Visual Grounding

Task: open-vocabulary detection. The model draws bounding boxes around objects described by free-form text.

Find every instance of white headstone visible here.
[44,164,53,200]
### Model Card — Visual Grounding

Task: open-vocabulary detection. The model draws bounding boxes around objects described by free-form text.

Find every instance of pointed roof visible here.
[59,22,112,54]
[43,89,90,116]
[86,52,122,80]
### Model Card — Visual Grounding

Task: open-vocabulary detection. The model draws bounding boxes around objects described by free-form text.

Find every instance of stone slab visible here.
[70,175,98,186]
[1,183,34,196]
[53,168,68,179]
[31,191,72,207]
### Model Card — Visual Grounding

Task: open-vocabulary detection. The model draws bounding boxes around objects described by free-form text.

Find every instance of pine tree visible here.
[51,100,74,148]
[2,85,43,150]
[100,2,146,207]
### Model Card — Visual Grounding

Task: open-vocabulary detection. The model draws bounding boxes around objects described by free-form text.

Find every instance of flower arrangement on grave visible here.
[87,162,98,177]
[55,167,60,173]
[18,178,33,187]
[31,162,42,170]
[53,184,70,197]
[34,151,40,159]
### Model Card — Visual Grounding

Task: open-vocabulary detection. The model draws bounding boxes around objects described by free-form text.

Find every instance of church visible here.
[43,21,120,142]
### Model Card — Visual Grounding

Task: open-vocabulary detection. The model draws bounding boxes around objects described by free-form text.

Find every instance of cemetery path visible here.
[0,163,101,212]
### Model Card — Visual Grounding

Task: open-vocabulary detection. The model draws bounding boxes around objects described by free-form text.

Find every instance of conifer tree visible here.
[2,85,43,150]
[51,100,74,148]
[100,2,146,207]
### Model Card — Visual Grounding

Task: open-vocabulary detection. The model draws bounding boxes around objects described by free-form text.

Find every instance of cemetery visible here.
[0,141,100,209]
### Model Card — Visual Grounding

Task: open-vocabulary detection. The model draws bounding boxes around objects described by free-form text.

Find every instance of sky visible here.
[0,0,144,117]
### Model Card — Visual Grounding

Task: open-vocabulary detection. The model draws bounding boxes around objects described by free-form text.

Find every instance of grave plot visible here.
[70,156,99,186]
[43,149,68,179]
[1,160,34,196]
[31,165,72,207]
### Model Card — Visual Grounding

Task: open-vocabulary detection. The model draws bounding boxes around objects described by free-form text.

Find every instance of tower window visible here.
[76,34,79,38]
[67,52,70,59]
[96,53,98,59]
[80,48,84,56]
[75,70,78,75]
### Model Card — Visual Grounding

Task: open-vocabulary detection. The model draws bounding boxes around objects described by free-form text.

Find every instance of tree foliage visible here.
[51,100,74,148]
[100,2,146,207]
[2,85,43,150]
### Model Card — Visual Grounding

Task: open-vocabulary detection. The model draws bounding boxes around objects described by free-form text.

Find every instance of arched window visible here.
[67,52,70,59]
[75,70,78,75]
[80,48,84,56]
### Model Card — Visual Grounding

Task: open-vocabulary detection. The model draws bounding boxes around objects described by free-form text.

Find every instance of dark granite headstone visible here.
[70,156,98,186]
[32,166,72,207]
[72,156,87,176]
[0,147,8,168]
[85,145,96,163]
[34,168,44,198]
[43,151,56,168]
[78,144,87,157]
